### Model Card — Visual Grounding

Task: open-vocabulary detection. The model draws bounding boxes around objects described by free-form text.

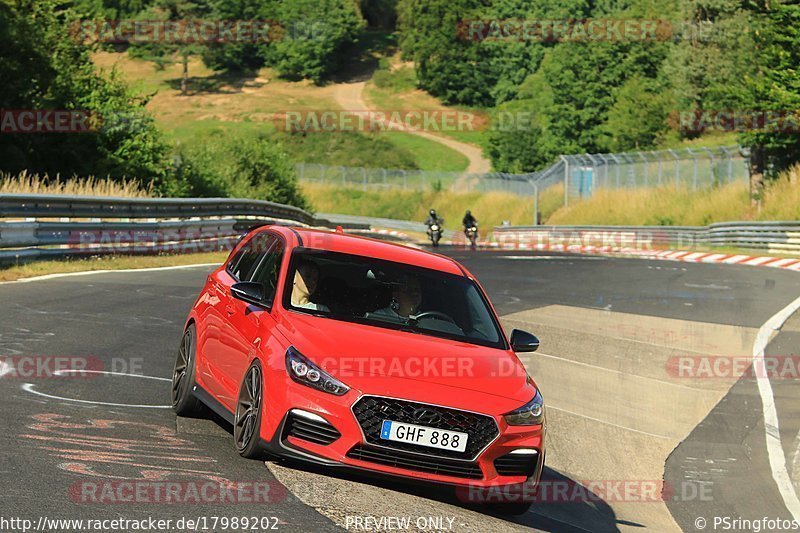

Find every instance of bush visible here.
[176,133,309,210]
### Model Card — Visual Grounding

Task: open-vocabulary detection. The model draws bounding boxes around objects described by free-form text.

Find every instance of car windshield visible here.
[284,249,505,349]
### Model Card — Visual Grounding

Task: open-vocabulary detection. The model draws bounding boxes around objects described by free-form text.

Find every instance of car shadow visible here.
[196,412,628,531]
[270,457,625,532]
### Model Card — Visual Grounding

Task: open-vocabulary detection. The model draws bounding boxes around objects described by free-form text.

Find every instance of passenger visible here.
[291,260,329,312]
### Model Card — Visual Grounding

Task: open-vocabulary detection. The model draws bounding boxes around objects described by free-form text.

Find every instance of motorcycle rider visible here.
[425,209,443,246]
[462,210,477,233]
[425,209,442,228]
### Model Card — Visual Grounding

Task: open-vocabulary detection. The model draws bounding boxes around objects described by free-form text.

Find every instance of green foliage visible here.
[736,0,800,174]
[176,132,309,209]
[360,0,397,29]
[263,0,365,83]
[0,0,174,192]
[601,75,671,151]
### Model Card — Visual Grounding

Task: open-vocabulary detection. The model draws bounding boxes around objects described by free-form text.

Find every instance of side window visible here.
[250,240,284,304]
[227,233,275,281]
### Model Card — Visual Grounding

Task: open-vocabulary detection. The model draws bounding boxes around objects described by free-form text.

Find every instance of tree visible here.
[736,0,800,190]
[601,75,670,151]
[262,0,365,83]
[127,0,210,95]
[0,0,174,191]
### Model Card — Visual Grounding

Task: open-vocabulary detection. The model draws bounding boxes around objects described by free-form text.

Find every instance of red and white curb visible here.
[441,240,800,272]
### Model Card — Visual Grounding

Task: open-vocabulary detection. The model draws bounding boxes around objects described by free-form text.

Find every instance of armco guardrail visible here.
[493,222,800,255]
[0,194,316,225]
[0,194,370,265]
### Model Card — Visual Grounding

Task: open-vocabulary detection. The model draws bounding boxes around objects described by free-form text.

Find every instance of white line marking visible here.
[792,428,800,496]
[754,294,800,520]
[22,370,172,408]
[0,263,220,284]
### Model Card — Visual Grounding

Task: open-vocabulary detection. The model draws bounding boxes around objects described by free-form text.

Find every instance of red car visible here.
[172,226,546,513]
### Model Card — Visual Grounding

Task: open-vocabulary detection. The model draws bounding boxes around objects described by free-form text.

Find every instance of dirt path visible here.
[333,81,492,174]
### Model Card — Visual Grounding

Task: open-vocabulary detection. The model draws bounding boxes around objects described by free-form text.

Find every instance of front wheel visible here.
[234,360,267,459]
[432,233,440,247]
[172,324,205,417]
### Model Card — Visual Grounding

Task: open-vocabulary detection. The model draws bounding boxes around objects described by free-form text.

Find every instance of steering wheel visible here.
[410,311,458,325]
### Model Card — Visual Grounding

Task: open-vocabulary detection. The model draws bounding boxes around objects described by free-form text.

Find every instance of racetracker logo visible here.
[0,110,94,134]
[494,230,665,251]
[70,19,286,44]
[0,356,103,379]
[70,480,287,504]
[677,110,800,134]
[457,479,712,504]
[667,355,800,380]
[457,19,673,42]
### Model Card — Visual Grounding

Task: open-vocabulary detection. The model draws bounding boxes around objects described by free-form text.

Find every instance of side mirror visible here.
[510,329,540,353]
[231,282,267,306]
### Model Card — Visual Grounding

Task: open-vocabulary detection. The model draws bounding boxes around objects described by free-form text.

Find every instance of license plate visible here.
[380,420,468,453]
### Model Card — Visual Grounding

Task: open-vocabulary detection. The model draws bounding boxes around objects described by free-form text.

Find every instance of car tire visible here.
[234,360,268,459]
[172,323,206,417]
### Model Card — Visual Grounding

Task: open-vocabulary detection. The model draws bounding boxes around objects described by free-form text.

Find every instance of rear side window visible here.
[250,240,284,304]
[227,233,275,281]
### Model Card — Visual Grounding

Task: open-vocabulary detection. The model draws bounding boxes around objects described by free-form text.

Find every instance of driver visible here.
[372,274,422,319]
[291,260,329,312]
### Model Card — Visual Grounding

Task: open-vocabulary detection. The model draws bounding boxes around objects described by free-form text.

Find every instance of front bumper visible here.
[259,380,546,489]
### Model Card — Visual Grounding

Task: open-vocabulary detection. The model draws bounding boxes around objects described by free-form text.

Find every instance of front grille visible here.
[494,451,540,477]
[347,444,483,479]
[351,396,499,460]
[283,412,341,446]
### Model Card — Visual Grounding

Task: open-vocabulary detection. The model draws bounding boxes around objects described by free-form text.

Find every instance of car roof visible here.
[268,226,466,276]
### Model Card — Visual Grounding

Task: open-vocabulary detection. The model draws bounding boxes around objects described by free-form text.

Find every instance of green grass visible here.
[0,252,228,282]
[364,59,490,149]
[381,132,469,172]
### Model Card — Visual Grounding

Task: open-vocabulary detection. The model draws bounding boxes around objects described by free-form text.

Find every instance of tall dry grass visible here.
[302,183,564,228]
[544,164,800,225]
[0,171,154,197]
[759,164,800,221]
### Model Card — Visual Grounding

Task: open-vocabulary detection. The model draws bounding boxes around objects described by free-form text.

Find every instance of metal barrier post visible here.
[668,149,680,186]
[687,148,699,190]
[640,152,649,187]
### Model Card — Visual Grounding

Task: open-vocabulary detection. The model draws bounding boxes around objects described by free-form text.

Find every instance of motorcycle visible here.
[465,225,478,250]
[427,222,443,247]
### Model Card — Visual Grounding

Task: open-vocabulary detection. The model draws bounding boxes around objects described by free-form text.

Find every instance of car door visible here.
[218,233,284,409]
[201,232,272,406]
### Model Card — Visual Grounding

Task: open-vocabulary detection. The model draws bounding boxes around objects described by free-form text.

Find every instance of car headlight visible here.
[285,347,349,396]
[504,390,544,426]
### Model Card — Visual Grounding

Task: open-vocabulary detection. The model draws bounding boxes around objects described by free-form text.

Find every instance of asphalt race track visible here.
[1,249,799,532]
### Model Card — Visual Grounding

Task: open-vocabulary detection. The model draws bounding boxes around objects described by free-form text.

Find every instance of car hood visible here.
[276,312,535,414]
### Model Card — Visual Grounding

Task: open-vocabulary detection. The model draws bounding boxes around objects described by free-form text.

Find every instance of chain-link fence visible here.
[296,145,749,206]
[295,162,541,195]
[562,146,749,205]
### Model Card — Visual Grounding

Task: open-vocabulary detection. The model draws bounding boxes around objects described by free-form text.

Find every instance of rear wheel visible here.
[234,360,267,459]
[172,324,205,416]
